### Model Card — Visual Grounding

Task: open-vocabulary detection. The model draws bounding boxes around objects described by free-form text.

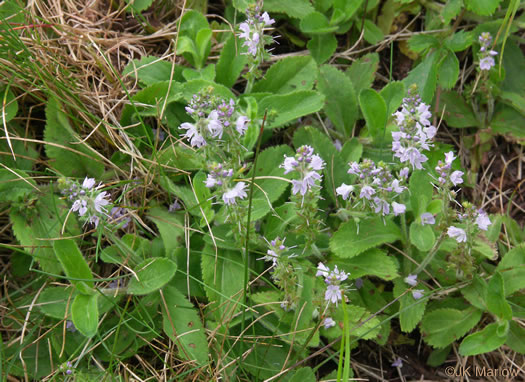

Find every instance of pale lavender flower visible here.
[480,57,495,71]
[450,171,464,186]
[82,177,95,190]
[323,317,336,329]
[404,274,417,286]
[448,226,467,243]
[66,320,76,333]
[282,146,324,195]
[207,110,223,138]
[399,167,409,179]
[412,289,424,299]
[281,156,298,174]
[475,211,491,231]
[325,284,342,305]
[110,207,130,229]
[94,192,110,213]
[360,185,375,200]
[355,278,364,289]
[392,358,403,368]
[336,183,354,200]
[374,197,390,215]
[392,202,406,216]
[260,12,275,26]
[72,199,88,216]
[223,182,247,205]
[444,151,455,165]
[169,200,181,212]
[235,115,249,135]
[238,9,275,57]
[334,139,342,151]
[420,212,435,225]
[316,262,330,278]
[179,122,206,148]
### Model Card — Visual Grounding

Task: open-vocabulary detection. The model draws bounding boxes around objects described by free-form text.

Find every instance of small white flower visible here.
[480,56,495,71]
[325,284,342,305]
[82,177,96,190]
[336,183,354,200]
[235,115,249,135]
[404,274,417,286]
[360,185,376,200]
[316,262,330,278]
[450,170,464,186]
[204,174,218,188]
[281,156,298,174]
[392,202,406,216]
[94,191,110,213]
[222,182,247,205]
[323,317,336,329]
[309,155,325,171]
[420,212,435,225]
[392,358,403,368]
[447,226,467,243]
[412,289,424,299]
[260,12,275,26]
[475,211,491,231]
[207,111,223,138]
[444,151,456,165]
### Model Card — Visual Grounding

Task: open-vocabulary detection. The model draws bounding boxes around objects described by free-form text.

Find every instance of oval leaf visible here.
[359,89,387,141]
[128,258,177,295]
[71,294,98,337]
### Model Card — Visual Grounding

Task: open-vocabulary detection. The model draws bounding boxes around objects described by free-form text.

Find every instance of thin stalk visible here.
[238,111,267,359]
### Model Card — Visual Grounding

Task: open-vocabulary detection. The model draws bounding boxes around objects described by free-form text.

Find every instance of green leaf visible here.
[288,368,316,382]
[459,322,507,356]
[232,0,251,11]
[427,346,451,367]
[263,0,315,18]
[339,249,399,280]
[330,217,402,259]
[363,19,384,45]
[346,53,379,96]
[44,97,104,178]
[38,286,77,319]
[438,91,477,128]
[0,125,38,171]
[409,223,435,252]
[250,145,294,220]
[182,79,235,102]
[71,294,98,337]
[307,34,337,64]
[10,193,80,274]
[408,34,439,54]
[506,321,525,354]
[461,276,488,311]
[403,50,438,103]
[177,10,212,69]
[495,244,525,296]
[253,56,318,94]
[258,90,325,128]
[53,239,94,294]
[487,272,513,320]
[0,169,36,203]
[380,81,405,116]
[201,246,245,320]
[128,258,177,295]
[421,308,483,348]
[317,65,358,137]
[147,207,184,258]
[332,0,363,23]
[122,56,183,86]
[409,171,433,218]
[438,50,459,90]
[491,105,525,139]
[442,0,462,24]
[162,285,208,365]
[156,144,203,171]
[445,30,473,52]
[359,89,387,140]
[0,87,18,125]
[465,0,502,16]
[300,12,338,34]
[216,34,248,88]
[394,280,428,332]
[126,0,153,12]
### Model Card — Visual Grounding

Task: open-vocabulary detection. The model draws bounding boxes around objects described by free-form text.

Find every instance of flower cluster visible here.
[404,274,424,299]
[60,361,74,375]
[260,237,299,311]
[60,177,111,228]
[204,163,247,205]
[109,207,131,229]
[337,159,407,216]
[239,8,275,57]
[447,204,492,243]
[392,87,437,170]
[316,263,349,306]
[478,32,498,71]
[179,93,250,148]
[435,151,464,187]
[281,146,325,196]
